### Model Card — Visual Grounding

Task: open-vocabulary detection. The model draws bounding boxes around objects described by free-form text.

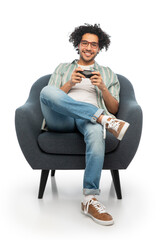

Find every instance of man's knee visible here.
[40,85,60,103]
[85,124,104,143]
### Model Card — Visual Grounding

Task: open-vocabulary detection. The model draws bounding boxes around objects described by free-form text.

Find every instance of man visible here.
[40,23,129,226]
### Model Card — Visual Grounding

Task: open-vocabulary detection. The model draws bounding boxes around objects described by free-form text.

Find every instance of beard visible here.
[79,49,99,64]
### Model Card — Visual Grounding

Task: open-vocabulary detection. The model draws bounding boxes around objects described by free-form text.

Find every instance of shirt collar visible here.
[71,59,99,71]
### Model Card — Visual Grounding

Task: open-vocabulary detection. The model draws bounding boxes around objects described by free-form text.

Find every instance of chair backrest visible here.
[27,74,51,104]
[25,73,137,124]
[117,74,136,102]
[28,73,136,105]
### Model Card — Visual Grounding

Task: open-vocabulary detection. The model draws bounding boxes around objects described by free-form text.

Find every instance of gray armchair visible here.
[15,74,142,199]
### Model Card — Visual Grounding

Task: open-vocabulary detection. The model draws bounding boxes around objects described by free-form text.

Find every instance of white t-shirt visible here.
[67,64,99,107]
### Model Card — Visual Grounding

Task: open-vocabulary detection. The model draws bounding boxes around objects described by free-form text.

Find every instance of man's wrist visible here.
[60,80,73,93]
[100,85,107,92]
[68,79,75,87]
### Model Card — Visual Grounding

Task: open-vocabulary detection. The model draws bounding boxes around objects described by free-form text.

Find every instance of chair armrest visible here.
[15,100,44,168]
[117,98,142,124]
[15,75,51,169]
[107,99,143,169]
[16,100,42,137]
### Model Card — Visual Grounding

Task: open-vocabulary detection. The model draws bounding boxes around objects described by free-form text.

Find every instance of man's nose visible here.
[86,43,92,50]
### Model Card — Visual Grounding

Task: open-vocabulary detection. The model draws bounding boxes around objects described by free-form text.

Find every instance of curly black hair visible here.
[69,23,111,53]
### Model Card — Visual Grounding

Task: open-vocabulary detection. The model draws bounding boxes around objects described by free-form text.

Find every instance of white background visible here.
[1,0,160,239]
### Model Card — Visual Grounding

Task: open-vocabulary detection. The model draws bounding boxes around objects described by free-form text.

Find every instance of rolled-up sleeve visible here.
[48,63,63,87]
[108,70,120,102]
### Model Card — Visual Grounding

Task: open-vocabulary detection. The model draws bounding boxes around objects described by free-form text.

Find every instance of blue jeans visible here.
[40,85,105,195]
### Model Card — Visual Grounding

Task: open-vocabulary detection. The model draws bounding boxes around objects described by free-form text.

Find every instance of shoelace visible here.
[84,199,107,214]
[103,119,120,139]
[107,119,120,131]
[103,124,106,139]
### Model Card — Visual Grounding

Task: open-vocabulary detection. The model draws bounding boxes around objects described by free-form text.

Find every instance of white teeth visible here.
[85,52,91,56]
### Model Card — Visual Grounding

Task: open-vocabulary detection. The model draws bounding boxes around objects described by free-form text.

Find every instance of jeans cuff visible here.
[91,109,104,123]
[83,188,101,195]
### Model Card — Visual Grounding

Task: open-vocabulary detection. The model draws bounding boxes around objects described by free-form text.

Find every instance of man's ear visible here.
[97,48,100,54]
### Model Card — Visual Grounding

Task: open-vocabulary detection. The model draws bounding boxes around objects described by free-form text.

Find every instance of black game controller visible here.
[77,70,94,78]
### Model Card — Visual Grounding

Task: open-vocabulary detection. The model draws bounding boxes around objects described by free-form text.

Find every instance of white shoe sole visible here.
[117,122,130,141]
[81,210,114,226]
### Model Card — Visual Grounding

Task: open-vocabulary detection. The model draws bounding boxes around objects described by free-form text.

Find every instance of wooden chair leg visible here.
[110,170,122,199]
[38,170,50,199]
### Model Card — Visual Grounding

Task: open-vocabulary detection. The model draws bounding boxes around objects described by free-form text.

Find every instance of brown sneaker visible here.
[104,117,130,140]
[81,198,114,226]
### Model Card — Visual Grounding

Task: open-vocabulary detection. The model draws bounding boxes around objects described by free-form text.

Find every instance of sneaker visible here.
[81,198,114,226]
[103,117,130,140]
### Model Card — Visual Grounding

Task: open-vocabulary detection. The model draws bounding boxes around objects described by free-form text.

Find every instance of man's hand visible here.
[60,67,84,93]
[90,71,119,114]
[90,71,106,91]
[69,67,85,87]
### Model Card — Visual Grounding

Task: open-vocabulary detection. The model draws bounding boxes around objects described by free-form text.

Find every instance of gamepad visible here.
[77,70,94,78]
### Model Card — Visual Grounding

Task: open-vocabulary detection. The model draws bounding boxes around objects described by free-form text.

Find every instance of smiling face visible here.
[78,33,100,65]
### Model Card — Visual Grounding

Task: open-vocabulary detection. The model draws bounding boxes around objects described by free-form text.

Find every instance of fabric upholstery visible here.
[38,131,119,154]
[15,74,143,170]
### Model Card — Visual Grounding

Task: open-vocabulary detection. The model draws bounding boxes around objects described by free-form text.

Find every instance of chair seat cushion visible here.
[38,130,119,155]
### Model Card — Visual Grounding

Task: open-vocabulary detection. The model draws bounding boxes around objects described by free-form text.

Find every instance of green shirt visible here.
[41,59,120,130]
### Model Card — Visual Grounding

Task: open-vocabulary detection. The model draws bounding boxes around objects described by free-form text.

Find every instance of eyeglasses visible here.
[80,40,99,49]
